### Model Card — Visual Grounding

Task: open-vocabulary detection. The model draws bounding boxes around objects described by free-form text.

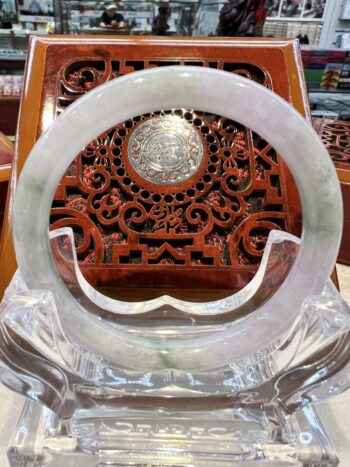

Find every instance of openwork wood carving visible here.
[50,58,295,290]
[57,59,270,112]
[314,119,350,171]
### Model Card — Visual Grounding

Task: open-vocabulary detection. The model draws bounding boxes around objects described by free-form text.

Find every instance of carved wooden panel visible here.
[313,119,350,171]
[0,37,308,296]
[56,59,270,113]
[52,108,286,270]
[49,53,300,291]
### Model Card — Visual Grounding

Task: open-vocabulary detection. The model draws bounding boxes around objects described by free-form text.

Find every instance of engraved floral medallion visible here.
[128,116,203,185]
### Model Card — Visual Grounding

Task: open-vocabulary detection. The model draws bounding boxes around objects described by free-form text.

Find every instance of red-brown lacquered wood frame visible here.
[0,36,311,300]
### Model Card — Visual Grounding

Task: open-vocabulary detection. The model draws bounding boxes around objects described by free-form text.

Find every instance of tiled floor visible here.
[338,263,350,303]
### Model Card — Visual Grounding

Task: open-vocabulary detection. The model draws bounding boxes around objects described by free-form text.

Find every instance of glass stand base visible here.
[7,399,338,466]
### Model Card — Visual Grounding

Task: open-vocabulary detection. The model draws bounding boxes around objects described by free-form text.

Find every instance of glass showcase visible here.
[0,0,334,44]
[54,0,198,35]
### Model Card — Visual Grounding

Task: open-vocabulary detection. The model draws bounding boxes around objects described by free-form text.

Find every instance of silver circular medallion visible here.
[128,116,203,185]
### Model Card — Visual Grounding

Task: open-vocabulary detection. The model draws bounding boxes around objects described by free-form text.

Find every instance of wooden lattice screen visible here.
[0,37,308,298]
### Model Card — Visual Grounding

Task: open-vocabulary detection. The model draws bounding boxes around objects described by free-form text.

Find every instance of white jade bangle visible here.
[12,66,343,371]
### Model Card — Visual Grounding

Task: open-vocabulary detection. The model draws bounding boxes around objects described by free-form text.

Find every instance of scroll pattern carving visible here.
[315,120,350,170]
[50,58,292,287]
[57,60,270,112]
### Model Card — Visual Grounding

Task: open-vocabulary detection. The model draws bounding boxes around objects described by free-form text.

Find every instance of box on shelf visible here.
[302,47,350,91]
[0,75,23,97]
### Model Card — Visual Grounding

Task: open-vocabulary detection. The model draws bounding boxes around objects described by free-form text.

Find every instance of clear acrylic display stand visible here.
[0,66,349,466]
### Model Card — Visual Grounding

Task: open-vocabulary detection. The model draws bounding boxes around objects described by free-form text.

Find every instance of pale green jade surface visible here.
[12,66,343,371]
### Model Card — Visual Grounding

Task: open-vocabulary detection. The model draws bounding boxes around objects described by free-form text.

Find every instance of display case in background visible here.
[17,0,54,32]
[54,0,144,35]
[193,0,328,43]
[0,0,350,137]
[54,0,198,36]
[0,0,346,48]
[0,0,17,28]
[0,31,26,136]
